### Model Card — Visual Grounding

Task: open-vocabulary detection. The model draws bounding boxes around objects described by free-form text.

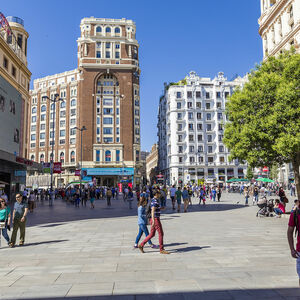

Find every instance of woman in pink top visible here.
[274,199,285,217]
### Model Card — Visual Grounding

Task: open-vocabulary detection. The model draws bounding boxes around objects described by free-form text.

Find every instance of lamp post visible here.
[42,94,64,206]
[75,126,87,200]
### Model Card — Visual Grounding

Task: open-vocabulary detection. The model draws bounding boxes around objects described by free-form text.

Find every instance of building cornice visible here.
[258,0,290,35]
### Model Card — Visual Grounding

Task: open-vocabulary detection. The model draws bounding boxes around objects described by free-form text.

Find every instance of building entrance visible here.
[95,176,118,187]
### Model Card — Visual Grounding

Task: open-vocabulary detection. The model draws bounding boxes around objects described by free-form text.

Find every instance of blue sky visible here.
[2,0,262,152]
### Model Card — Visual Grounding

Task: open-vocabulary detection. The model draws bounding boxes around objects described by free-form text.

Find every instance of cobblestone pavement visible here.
[0,192,299,299]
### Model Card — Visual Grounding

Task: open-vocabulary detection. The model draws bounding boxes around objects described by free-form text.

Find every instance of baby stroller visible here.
[256,197,274,217]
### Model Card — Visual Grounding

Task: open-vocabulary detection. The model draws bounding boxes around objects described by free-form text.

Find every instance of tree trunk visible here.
[292,153,300,201]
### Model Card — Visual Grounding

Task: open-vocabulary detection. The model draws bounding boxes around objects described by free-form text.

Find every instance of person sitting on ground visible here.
[274,199,285,217]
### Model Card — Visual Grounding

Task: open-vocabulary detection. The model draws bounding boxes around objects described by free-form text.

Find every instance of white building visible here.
[259,0,300,59]
[258,0,300,185]
[158,71,247,186]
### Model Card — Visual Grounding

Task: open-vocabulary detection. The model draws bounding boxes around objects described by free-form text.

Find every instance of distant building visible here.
[258,0,300,59]
[140,151,149,185]
[28,17,141,188]
[146,144,158,184]
[158,71,247,185]
[0,15,39,199]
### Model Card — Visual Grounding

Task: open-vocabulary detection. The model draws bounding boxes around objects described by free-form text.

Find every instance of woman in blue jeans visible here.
[0,198,11,245]
[134,195,158,249]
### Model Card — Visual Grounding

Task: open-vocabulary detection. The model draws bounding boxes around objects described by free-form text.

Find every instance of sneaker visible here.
[133,244,138,249]
[9,243,14,248]
[160,249,170,254]
[19,242,24,246]
[138,245,144,253]
[150,244,159,249]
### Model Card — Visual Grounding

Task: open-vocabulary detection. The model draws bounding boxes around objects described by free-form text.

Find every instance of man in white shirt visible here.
[169,185,176,210]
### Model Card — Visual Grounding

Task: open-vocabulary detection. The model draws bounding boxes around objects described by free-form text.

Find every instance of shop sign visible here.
[14,170,26,177]
[53,162,62,174]
[75,170,81,176]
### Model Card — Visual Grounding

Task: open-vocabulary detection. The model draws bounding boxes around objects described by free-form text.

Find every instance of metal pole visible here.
[80,129,83,201]
[50,98,55,206]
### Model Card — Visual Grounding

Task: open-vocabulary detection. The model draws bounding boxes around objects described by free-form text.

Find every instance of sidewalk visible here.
[0,193,299,299]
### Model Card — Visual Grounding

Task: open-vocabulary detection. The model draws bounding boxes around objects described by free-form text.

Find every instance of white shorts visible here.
[296,252,300,278]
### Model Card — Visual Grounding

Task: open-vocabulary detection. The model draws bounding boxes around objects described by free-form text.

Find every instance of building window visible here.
[208,146,213,153]
[106,42,110,48]
[115,52,120,59]
[41,105,47,112]
[188,112,193,119]
[60,130,66,137]
[206,103,211,110]
[59,140,65,145]
[187,102,192,108]
[40,133,45,140]
[31,116,36,123]
[217,102,221,108]
[105,27,111,33]
[105,150,111,162]
[30,154,35,161]
[216,92,221,98]
[225,92,230,98]
[219,145,224,152]
[60,101,66,108]
[179,157,183,163]
[197,123,202,130]
[198,156,204,163]
[71,99,76,106]
[187,91,192,98]
[70,119,76,125]
[60,152,64,163]
[103,108,113,115]
[190,157,195,163]
[96,26,102,33]
[176,92,181,99]
[177,113,182,120]
[206,92,210,99]
[31,125,36,131]
[208,157,214,163]
[40,154,44,163]
[188,123,194,131]
[70,128,76,135]
[220,156,225,163]
[218,113,223,120]
[103,117,113,124]
[197,113,202,120]
[189,145,194,153]
[218,135,223,142]
[196,91,201,98]
[104,137,113,143]
[103,127,113,134]
[70,151,75,162]
[3,56,8,69]
[189,135,194,142]
[177,102,181,109]
[196,102,201,108]
[96,150,100,162]
[197,135,202,142]
[96,51,101,58]
[32,107,37,114]
[207,124,212,131]
[178,135,182,142]
[12,66,16,77]
[206,113,211,120]
[70,138,76,144]
[60,120,65,127]
[41,114,46,121]
[115,27,120,34]
[198,145,203,152]
[178,146,183,153]
[218,124,223,131]
[30,134,36,141]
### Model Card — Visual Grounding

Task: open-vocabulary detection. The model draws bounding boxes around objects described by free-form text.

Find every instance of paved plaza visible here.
[0,192,300,299]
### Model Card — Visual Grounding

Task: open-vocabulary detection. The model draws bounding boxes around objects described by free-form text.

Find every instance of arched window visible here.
[30,154,35,161]
[105,150,111,162]
[40,154,44,163]
[70,151,75,162]
[32,107,37,114]
[60,152,64,163]
[96,26,102,33]
[105,27,111,33]
[71,99,76,107]
[41,105,46,112]
[115,27,120,34]
[60,101,66,108]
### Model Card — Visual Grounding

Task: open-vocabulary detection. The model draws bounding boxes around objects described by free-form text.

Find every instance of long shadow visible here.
[25,196,248,228]
[14,288,300,299]
[169,245,211,253]
[21,240,69,247]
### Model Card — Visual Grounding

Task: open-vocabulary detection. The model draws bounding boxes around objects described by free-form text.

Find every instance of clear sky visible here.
[2,0,262,152]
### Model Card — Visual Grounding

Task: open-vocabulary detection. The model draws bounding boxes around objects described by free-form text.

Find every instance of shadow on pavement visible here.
[169,245,211,253]
[21,240,69,247]
[13,287,300,299]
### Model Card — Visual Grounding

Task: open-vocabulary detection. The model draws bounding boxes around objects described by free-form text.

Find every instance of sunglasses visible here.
[0,200,5,203]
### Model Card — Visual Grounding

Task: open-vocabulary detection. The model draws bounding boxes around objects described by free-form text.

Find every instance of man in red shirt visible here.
[288,203,300,286]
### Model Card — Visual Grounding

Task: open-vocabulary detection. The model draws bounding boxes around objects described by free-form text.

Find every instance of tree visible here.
[246,168,254,180]
[223,50,300,199]
[269,164,279,180]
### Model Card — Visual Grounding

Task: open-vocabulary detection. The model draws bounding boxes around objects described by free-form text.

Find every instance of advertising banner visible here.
[43,163,51,174]
[75,170,81,176]
[53,162,62,174]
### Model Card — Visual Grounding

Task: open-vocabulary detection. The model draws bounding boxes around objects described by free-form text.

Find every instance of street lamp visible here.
[75,126,87,200]
[42,94,64,206]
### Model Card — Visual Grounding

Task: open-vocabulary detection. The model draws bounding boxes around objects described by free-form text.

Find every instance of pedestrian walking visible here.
[188,187,193,206]
[169,185,176,210]
[217,187,222,202]
[106,188,112,206]
[89,188,96,209]
[138,189,169,254]
[175,187,182,213]
[128,188,134,209]
[28,191,36,213]
[182,187,189,213]
[244,187,249,205]
[0,198,11,246]
[9,194,28,247]
[212,187,217,202]
[134,195,158,249]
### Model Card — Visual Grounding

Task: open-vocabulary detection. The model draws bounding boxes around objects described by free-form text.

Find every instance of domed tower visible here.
[6,16,29,66]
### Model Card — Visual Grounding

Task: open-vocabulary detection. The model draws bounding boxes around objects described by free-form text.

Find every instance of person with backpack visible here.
[138,189,169,254]
[287,201,300,286]
[106,188,112,206]
[134,195,158,249]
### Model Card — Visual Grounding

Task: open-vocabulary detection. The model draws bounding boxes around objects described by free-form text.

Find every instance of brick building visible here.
[28,17,141,188]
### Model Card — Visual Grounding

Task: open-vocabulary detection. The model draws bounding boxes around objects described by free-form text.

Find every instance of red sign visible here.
[156,174,164,178]
[16,156,33,166]
[262,167,269,172]
[53,162,62,174]
[75,170,81,176]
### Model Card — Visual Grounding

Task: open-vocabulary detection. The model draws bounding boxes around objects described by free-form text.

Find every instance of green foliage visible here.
[224,50,300,167]
[269,164,279,180]
[246,168,254,180]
